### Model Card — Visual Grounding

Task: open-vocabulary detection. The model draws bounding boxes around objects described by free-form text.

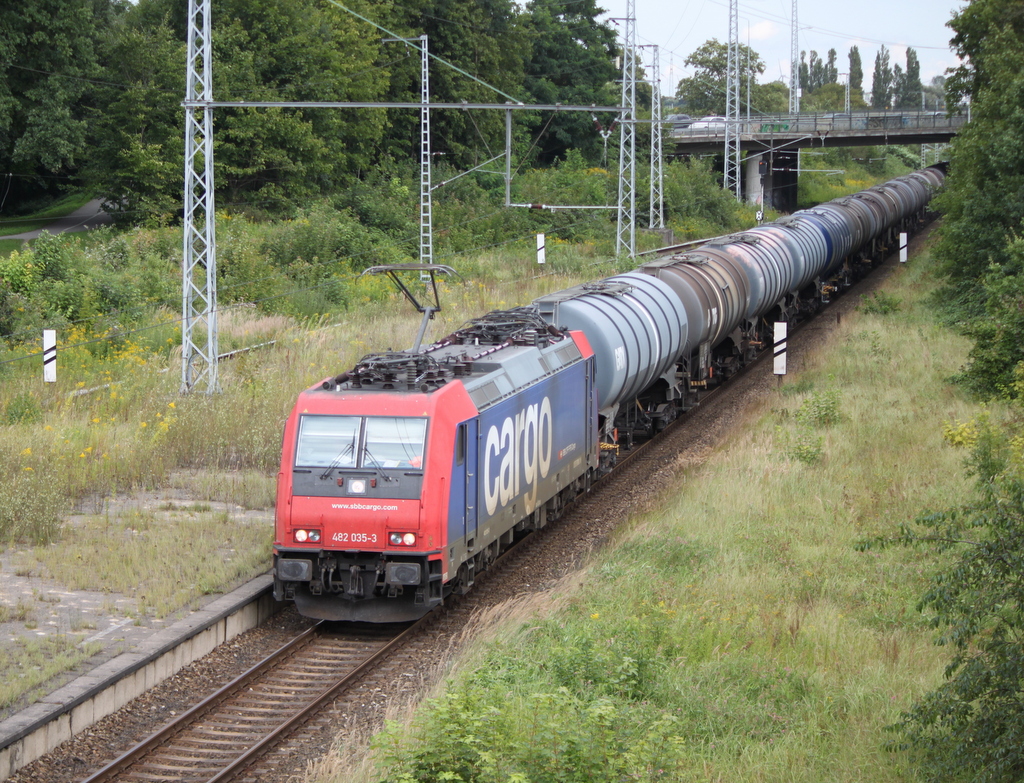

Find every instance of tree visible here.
[871,45,893,108]
[85,0,392,221]
[519,0,619,165]
[751,81,789,114]
[83,10,185,225]
[945,0,1024,106]
[800,82,846,112]
[892,47,923,109]
[0,0,123,209]
[955,236,1024,397]
[675,39,765,117]
[891,63,905,109]
[923,75,946,111]
[872,403,1024,782]
[902,47,923,108]
[379,0,529,169]
[825,48,839,86]
[849,46,864,105]
[933,0,1024,337]
[211,0,390,210]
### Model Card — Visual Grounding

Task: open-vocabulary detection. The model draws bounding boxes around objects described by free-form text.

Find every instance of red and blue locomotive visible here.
[273,310,598,622]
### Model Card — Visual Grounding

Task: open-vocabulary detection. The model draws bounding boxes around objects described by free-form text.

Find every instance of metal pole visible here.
[615,0,637,258]
[419,35,432,273]
[789,0,800,113]
[649,46,664,229]
[181,0,219,394]
[724,0,741,199]
[505,109,512,207]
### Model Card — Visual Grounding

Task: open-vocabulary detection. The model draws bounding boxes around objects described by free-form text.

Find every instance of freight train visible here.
[273,165,945,622]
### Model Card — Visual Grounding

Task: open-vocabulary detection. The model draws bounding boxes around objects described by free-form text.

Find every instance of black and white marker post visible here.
[899,232,908,263]
[536,233,546,265]
[774,321,787,385]
[43,329,56,383]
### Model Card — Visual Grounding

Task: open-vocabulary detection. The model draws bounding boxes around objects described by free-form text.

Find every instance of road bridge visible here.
[668,110,964,211]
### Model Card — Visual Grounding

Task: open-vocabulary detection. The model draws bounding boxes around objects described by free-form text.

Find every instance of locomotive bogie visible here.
[274,319,600,622]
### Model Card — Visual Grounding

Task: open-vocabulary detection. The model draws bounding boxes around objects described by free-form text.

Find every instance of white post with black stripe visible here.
[899,232,908,263]
[537,233,546,264]
[773,321,787,376]
[43,329,56,383]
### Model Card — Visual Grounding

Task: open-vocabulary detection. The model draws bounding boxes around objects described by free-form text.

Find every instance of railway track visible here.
[80,622,421,783]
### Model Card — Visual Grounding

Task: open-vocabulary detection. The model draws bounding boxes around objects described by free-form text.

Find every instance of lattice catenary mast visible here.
[181,0,218,394]
[724,0,741,199]
[418,35,432,270]
[615,0,637,258]
[648,45,664,229]
[790,0,800,113]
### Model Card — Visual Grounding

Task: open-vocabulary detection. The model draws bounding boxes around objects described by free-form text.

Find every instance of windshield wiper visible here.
[319,442,354,480]
[361,445,395,481]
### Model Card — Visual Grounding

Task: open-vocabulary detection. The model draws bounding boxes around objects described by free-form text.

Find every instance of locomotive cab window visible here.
[363,417,427,469]
[295,415,427,470]
[295,415,359,468]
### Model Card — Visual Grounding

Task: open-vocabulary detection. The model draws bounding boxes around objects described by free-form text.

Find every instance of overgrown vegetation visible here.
[0,636,103,711]
[863,398,1024,783]
[931,0,1024,399]
[31,508,272,619]
[797,145,923,209]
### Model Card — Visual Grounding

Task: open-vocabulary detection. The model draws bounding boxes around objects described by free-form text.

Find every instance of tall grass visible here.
[348,244,980,783]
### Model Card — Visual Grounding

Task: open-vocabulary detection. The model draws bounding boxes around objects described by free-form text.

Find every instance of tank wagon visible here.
[273,166,945,622]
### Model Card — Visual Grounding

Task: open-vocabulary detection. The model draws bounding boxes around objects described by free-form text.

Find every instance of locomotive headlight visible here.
[402,532,416,546]
[348,479,367,494]
[294,529,308,542]
[389,532,417,546]
[293,529,322,543]
[308,529,321,543]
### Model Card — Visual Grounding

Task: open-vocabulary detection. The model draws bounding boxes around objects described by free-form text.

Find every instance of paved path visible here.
[3,199,113,241]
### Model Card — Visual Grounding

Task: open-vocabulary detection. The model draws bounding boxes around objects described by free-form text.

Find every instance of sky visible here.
[597,0,965,98]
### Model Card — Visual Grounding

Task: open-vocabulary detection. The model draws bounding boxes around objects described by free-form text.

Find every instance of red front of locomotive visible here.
[273,380,478,622]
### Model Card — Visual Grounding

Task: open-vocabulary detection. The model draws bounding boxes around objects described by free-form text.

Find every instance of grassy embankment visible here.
[313,240,983,783]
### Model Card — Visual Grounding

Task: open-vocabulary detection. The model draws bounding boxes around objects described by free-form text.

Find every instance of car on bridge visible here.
[688,116,727,132]
[667,114,692,130]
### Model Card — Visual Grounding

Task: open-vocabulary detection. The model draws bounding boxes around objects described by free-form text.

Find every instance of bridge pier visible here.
[764,149,798,213]
[745,154,764,208]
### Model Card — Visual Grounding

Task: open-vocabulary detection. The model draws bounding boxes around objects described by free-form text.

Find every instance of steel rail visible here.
[80,617,430,783]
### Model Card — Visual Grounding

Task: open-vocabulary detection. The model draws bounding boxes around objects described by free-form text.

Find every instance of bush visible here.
[795,386,843,428]
[858,291,902,315]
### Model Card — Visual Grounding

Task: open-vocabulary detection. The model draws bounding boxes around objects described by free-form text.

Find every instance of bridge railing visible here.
[670,109,967,139]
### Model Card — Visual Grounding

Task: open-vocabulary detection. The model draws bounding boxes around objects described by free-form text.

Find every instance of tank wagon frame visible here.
[273,166,945,622]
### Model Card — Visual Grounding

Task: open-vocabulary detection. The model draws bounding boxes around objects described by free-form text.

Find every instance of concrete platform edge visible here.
[0,575,282,781]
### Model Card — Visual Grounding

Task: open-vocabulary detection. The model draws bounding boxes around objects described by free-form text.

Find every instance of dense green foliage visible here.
[674,39,765,117]
[0,0,624,224]
[933,0,1024,397]
[0,0,123,207]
